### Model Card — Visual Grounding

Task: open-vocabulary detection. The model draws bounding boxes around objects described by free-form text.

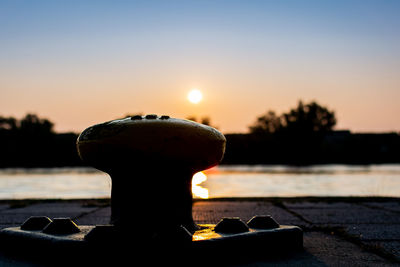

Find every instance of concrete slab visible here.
[302,232,393,267]
[74,207,111,225]
[0,204,10,211]
[230,232,392,267]
[0,202,98,228]
[1,202,97,215]
[283,200,400,264]
[283,201,356,209]
[73,201,305,227]
[362,202,400,213]
[0,198,398,266]
[364,241,400,262]
[287,203,400,224]
[340,224,400,241]
[193,200,304,226]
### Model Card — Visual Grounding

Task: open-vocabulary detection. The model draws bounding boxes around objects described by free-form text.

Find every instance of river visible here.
[0,164,399,199]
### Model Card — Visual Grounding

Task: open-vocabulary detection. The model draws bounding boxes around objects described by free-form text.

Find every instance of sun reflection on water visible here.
[192,171,209,199]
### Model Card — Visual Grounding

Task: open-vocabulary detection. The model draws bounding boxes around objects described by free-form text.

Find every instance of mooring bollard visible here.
[0,114,303,264]
[76,115,226,236]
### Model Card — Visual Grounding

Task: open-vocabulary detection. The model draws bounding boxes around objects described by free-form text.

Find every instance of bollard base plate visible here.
[0,221,303,265]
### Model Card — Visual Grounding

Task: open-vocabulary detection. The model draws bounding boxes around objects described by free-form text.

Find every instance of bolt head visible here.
[214,217,249,234]
[145,114,158,119]
[247,215,280,229]
[160,115,170,120]
[130,115,143,120]
[42,218,80,235]
[21,216,52,231]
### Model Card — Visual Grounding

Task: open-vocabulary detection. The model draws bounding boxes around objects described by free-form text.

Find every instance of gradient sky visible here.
[1,0,399,133]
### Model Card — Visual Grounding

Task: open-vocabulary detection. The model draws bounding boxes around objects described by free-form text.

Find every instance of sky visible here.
[1,0,399,134]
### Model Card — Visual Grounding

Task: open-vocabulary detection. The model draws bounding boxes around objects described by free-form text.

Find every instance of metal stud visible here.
[247,215,280,229]
[131,115,143,120]
[145,114,158,119]
[42,218,80,235]
[214,217,249,234]
[21,216,52,231]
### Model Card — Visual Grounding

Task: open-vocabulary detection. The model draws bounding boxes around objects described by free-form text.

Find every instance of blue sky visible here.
[1,0,399,133]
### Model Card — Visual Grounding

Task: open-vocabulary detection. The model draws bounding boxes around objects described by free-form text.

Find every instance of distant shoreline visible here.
[0,131,399,168]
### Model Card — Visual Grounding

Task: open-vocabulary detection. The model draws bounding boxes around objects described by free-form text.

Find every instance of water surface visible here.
[0,165,399,199]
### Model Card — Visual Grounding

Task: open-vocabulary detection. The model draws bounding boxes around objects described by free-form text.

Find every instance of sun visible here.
[187,89,203,104]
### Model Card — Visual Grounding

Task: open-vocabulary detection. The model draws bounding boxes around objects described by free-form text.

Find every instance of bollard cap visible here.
[76,115,226,173]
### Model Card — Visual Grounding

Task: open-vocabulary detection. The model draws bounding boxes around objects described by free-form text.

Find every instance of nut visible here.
[42,218,80,235]
[247,215,280,229]
[145,114,158,119]
[214,217,249,234]
[21,216,52,231]
[160,115,170,120]
[130,115,143,120]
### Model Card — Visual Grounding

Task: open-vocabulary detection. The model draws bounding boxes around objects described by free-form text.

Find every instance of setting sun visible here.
[187,89,203,104]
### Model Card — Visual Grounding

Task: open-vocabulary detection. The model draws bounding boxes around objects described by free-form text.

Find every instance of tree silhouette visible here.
[0,114,82,168]
[250,101,336,135]
[249,111,282,134]
[19,114,54,136]
[0,114,54,135]
[0,117,18,131]
[283,101,336,134]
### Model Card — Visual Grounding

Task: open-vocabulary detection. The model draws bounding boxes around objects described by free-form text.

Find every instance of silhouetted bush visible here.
[0,114,81,168]
[0,112,399,167]
[249,100,336,135]
[222,131,400,165]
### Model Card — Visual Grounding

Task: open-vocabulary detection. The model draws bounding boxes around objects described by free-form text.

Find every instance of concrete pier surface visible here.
[0,197,399,266]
